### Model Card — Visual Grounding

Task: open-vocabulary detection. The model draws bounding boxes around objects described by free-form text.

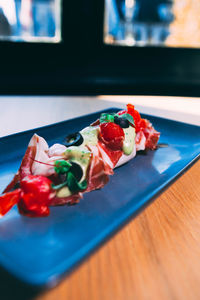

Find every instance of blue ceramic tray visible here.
[0,108,200,287]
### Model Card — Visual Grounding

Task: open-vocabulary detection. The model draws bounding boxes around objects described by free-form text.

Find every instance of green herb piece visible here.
[52,168,87,192]
[121,113,135,126]
[67,172,87,192]
[100,113,115,123]
[54,160,72,174]
[52,180,68,190]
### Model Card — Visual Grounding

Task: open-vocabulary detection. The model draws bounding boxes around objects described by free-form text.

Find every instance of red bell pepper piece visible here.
[0,189,21,216]
[20,175,53,206]
[18,193,50,218]
[126,104,147,133]
[18,175,53,217]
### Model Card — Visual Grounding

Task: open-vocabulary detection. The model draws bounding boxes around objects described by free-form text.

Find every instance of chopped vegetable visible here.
[52,160,87,191]
[126,104,147,132]
[18,194,50,217]
[99,122,125,150]
[18,175,54,217]
[0,189,21,216]
[100,113,115,123]
[114,115,129,128]
[120,113,135,127]
[54,160,72,174]
[66,172,87,192]
[20,175,53,205]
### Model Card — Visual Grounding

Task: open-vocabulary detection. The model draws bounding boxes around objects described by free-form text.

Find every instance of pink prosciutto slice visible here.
[85,145,113,192]
[143,120,160,150]
[3,134,66,193]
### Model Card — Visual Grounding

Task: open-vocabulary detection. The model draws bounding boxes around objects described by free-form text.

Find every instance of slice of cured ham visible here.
[135,131,146,151]
[135,119,160,151]
[3,135,37,193]
[85,145,111,192]
[143,120,160,150]
[50,193,82,206]
[98,141,123,168]
[115,144,136,168]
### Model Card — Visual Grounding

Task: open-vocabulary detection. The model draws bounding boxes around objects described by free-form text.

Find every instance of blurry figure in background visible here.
[0,8,11,36]
[19,0,55,38]
[105,0,138,44]
[105,0,173,46]
[32,0,55,37]
[19,0,33,36]
[134,0,173,45]
[0,0,59,42]
[136,0,161,23]
[115,0,125,22]
[105,0,125,43]
[0,0,16,37]
[123,0,138,45]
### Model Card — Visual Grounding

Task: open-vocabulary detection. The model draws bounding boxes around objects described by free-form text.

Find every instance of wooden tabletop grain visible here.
[34,158,200,300]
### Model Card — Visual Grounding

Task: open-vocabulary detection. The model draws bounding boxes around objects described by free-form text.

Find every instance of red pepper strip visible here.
[0,189,21,216]
[126,104,148,133]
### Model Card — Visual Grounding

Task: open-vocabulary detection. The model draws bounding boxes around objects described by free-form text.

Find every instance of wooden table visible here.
[1,96,200,300]
[34,159,200,300]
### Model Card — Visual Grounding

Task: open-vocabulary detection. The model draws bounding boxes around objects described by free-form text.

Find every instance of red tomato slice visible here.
[99,122,125,150]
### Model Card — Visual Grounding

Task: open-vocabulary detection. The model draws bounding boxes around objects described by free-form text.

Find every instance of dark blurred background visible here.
[0,0,200,96]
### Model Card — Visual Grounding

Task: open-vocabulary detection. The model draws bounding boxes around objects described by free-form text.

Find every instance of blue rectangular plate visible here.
[0,108,200,287]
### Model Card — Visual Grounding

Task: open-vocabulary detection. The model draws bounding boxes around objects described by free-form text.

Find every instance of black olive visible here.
[57,162,83,183]
[64,132,83,147]
[58,173,67,183]
[114,116,129,128]
[70,161,83,182]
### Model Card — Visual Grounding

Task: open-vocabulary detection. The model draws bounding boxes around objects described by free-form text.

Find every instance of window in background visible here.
[104,0,200,48]
[0,0,61,42]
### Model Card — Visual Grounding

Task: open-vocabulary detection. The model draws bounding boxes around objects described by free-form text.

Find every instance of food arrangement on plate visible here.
[0,104,160,218]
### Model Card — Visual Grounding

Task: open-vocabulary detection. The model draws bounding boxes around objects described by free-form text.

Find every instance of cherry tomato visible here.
[17,175,53,217]
[99,122,125,150]
[18,193,50,218]
[20,175,52,206]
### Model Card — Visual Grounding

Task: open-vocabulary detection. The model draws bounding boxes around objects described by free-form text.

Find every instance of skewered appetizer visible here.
[0,104,160,217]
